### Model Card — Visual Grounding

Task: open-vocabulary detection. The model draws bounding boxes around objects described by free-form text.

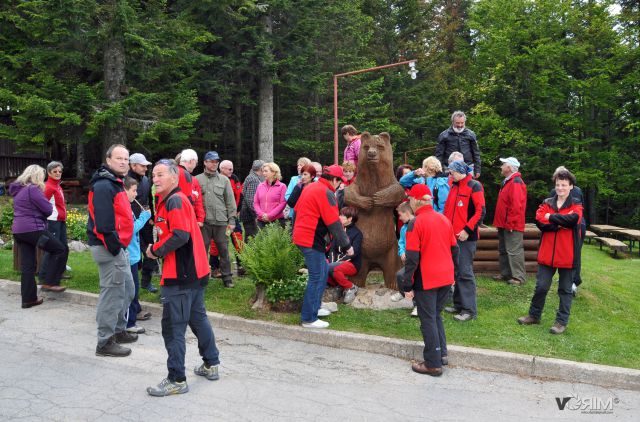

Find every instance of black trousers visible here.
[38,220,69,285]
[14,230,66,303]
[414,285,450,368]
[139,223,158,287]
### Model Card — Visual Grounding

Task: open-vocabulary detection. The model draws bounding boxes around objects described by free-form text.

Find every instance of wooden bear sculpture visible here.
[344,132,406,288]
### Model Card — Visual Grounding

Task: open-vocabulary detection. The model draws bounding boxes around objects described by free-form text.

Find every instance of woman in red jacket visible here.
[518,169,582,334]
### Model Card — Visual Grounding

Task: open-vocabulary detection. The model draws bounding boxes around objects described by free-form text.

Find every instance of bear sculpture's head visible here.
[355,132,396,192]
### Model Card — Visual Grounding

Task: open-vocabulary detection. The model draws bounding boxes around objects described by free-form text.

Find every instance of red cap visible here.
[408,184,432,200]
[323,165,346,182]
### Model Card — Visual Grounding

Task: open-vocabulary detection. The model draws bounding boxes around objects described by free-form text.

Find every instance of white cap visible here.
[130,153,152,165]
[499,157,520,168]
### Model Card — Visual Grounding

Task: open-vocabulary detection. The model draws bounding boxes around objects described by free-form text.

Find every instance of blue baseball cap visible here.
[204,151,220,161]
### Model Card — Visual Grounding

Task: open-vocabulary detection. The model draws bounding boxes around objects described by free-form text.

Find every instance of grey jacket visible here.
[196,171,236,226]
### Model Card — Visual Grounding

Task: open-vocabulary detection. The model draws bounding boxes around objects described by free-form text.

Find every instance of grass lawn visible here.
[1,243,638,369]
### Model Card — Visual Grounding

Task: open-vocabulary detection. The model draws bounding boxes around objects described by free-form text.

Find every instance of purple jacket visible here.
[9,182,53,234]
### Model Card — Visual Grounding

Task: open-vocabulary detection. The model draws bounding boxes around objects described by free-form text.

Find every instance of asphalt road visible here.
[0,290,637,421]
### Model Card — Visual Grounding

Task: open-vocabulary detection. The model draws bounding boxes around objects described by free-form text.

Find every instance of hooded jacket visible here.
[43,177,66,222]
[87,165,134,256]
[443,174,486,241]
[10,182,52,234]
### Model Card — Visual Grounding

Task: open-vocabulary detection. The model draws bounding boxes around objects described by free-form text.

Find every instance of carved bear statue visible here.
[344,132,406,288]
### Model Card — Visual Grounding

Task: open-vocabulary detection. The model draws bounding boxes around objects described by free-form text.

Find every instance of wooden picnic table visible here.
[613,229,640,255]
[590,224,624,235]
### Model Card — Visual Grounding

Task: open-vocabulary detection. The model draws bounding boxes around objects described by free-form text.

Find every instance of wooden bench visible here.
[593,236,629,257]
[584,230,597,244]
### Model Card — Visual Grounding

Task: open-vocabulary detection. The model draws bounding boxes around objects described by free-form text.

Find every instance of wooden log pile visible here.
[474,225,540,274]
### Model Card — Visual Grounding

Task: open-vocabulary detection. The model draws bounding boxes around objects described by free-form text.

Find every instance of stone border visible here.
[2,279,638,391]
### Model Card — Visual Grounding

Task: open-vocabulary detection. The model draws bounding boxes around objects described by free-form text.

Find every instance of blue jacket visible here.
[127,210,151,265]
[399,171,451,213]
[398,223,409,256]
[285,175,300,218]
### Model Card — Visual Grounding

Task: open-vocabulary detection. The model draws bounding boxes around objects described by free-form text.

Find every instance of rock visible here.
[321,302,338,313]
[349,286,413,310]
[68,240,89,252]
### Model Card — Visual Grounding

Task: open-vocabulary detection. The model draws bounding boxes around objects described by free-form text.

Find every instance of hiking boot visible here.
[126,325,146,334]
[454,312,475,322]
[22,298,44,309]
[41,284,66,292]
[492,275,507,281]
[147,378,189,397]
[211,269,222,278]
[114,331,138,344]
[142,284,158,293]
[506,278,524,286]
[549,322,566,334]
[444,306,459,314]
[194,363,220,381]
[343,286,358,304]
[237,267,246,276]
[411,361,443,377]
[137,312,152,321]
[96,337,131,357]
[517,315,540,325]
[223,279,235,288]
[441,355,449,366]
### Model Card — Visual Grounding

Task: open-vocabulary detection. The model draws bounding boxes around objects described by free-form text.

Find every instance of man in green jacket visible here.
[195,151,237,288]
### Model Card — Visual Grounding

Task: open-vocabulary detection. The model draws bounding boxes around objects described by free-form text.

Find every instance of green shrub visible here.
[0,200,14,235]
[240,223,304,300]
[266,274,307,303]
[66,208,88,241]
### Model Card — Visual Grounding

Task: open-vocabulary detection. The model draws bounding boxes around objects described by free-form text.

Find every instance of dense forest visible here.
[1,0,638,226]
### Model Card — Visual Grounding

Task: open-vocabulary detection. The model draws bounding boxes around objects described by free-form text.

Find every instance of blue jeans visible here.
[161,285,220,382]
[127,262,141,328]
[300,247,329,323]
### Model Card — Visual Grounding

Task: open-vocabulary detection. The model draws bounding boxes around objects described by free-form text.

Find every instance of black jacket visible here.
[435,127,482,175]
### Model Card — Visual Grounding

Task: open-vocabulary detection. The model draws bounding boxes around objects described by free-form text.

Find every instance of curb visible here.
[2,279,638,391]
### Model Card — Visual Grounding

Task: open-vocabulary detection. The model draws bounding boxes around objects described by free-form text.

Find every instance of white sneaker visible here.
[126,325,146,334]
[317,308,331,317]
[301,319,329,329]
[390,292,404,302]
[410,306,418,317]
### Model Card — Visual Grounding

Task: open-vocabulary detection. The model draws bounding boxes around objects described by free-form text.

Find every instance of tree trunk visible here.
[258,13,274,162]
[102,35,127,152]
[235,101,242,168]
[251,284,270,310]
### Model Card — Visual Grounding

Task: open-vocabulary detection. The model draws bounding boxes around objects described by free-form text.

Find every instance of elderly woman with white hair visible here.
[10,165,68,308]
[399,156,451,213]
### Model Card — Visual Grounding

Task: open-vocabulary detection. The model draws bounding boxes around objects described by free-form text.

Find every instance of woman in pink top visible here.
[342,124,362,170]
[253,162,287,229]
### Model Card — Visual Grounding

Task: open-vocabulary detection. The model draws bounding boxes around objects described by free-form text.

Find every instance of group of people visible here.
[8,109,585,389]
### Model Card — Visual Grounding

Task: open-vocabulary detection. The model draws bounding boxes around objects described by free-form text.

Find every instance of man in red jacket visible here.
[443,160,486,322]
[293,165,353,329]
[400,184,458,376]
[493,157,527,285]
[518,169,582,335]
[145,159,221,396]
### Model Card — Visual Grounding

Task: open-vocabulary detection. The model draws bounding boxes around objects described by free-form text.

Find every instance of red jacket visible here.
[229,174,242,208]
[44,177,66,221]
[403,205,457,291]
[152,188,210,287]
[293,178,350,252]
[493,172,527,232]
[443,174,486,241]
[535,196,582,269]
[178,165,205,223]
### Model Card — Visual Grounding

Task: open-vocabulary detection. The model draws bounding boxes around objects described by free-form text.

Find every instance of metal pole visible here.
[333,75,339,164]
[332,59,417,165]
